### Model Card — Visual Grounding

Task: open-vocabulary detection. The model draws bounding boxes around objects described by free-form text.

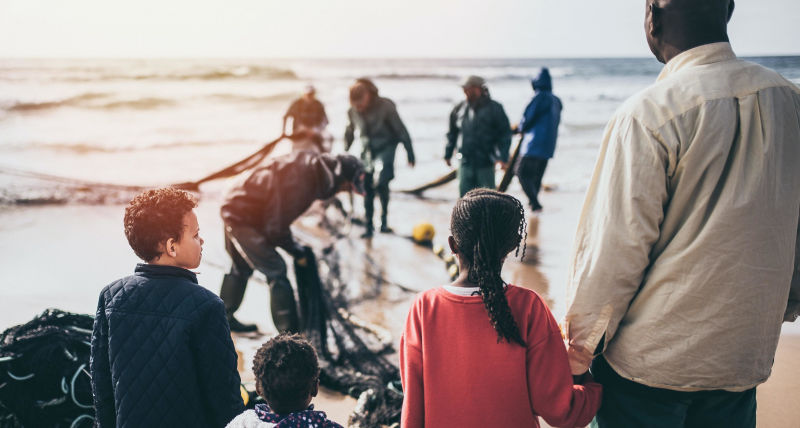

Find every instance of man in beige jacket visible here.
[565,1,800,426]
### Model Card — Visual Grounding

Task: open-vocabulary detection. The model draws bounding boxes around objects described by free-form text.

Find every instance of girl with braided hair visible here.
[399,189,601,428]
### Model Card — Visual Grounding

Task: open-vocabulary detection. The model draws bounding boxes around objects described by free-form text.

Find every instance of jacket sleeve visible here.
[520,95,551,135]
[527,307,602,428]
[565,114,670,374]
[192,297,245,426]
[386,101,415,164]
[344,109,355,151]
[90,292,116,428]
[399,300,424,428]
[494,103,512,163]
[445,103,463,161]
[786,209,800,322]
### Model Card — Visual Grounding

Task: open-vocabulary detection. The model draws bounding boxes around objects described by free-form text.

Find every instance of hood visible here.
[531,68,552,91]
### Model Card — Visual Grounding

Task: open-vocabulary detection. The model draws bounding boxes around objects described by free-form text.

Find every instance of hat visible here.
[460,75,486,88]
[336,154,366,195]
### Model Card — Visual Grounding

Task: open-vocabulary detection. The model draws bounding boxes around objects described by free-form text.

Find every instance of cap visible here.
[460,75,486,88]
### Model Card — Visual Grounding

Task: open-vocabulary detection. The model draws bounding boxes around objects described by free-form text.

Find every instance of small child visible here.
[400,189,602,428]
[227,333,343,428]
[90,188,244,427]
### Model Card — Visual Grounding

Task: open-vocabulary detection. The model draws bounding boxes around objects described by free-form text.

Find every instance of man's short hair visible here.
[253,333,319,404]
[123,187,197,262]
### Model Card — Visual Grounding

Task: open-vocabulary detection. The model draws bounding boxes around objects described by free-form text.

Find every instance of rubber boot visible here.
[220,274,257,332]
[379,186,392,233]
[270,279,300,333]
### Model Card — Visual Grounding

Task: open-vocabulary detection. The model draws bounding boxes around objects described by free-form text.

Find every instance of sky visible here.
[0,0,798,58]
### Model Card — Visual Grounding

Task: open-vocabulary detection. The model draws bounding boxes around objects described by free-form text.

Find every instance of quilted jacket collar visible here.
[134,263,198,284]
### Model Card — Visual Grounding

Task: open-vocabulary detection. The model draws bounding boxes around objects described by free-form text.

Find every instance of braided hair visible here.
[451,189,527,346]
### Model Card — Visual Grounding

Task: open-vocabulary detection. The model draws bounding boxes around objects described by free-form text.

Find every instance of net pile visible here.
[0,309,95,428]
[297,244,404,428]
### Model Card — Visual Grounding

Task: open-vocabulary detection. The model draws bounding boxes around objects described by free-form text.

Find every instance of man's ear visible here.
[727,0,735,23]
[165,237,177,258]
[647,2,662,38]
[448,236,458,254]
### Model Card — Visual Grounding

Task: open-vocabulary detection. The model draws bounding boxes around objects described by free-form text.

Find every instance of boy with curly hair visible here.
[226,333,343,428]
[90,187,244,427]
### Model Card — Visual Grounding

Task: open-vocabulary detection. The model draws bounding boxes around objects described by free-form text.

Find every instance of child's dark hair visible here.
[123,187,197,262]
[451,189,527,346]
[253,333,319,405]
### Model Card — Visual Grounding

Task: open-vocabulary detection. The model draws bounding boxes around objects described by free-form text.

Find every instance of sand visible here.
[0,179,798,427]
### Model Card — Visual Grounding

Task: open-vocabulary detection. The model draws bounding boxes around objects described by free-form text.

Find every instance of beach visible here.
[1,57,800,426]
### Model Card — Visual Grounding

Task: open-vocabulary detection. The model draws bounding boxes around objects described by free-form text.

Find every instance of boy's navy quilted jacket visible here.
[90,264,245,427]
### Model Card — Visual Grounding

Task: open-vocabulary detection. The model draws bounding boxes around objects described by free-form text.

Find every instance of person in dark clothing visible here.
[514,68,562,211]
[345,78,415,237]
[445,75,512,197]
[91,188,244,428]
[283,85,328,136]
[219,151,365,333]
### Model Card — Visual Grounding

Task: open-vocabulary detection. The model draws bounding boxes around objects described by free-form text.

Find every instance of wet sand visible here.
[0,177,798,427]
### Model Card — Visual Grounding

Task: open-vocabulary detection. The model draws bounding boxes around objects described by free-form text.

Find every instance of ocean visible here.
[1,56,799,329]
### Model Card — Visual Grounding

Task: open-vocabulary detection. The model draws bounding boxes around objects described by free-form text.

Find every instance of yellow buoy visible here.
[412,222,436,244]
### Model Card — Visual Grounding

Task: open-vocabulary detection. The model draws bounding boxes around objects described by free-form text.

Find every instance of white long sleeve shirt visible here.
[565,42,800,391]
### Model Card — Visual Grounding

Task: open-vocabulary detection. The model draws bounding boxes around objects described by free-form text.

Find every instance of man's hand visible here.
[408,160,415,168]
[496,160,508,170]
[445,158,452,167]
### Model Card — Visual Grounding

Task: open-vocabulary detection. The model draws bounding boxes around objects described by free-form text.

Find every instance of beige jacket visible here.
[565,42,800,391]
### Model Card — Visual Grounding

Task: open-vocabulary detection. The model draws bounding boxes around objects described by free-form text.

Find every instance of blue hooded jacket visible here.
[519,68,562,159]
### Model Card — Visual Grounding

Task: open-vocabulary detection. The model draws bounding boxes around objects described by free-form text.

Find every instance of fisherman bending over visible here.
[219,151,365,333]
[345,78,415,237]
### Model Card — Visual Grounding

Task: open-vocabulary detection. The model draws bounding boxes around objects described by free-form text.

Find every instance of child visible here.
[90,188,245,427]
[226,333,343,428]
[400,189,602,428]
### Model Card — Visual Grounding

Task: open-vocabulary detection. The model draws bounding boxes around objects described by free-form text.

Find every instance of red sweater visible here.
[400,285,601,428]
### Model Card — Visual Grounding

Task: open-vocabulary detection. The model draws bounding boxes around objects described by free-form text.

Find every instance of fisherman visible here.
[282,85,330,152]
[445,75,512,197]
[345,78,415,237]
[513,68,562,212]
[219,151,365,333]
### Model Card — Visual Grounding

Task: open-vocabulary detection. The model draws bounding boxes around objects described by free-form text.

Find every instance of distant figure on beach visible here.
[91,188,244,427]
[400,189,601,428]
[219,151,364,333]
[514,68,562,212]
[565,1,800,427]
[345,78,415,237]
[226,333,343,428]
[445,75,512,197]
[283,85,331,153]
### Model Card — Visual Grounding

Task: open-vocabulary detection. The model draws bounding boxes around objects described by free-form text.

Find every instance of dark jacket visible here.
[220,151,348,250]
[519,69,562,159]
[90,264,244,428]
[445,94,512,167]
[284,97,328,131]
[344,97,415,169]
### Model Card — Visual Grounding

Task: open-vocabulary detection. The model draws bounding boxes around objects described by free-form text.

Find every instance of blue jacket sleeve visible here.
[90,292,116,428]
[191,297,245,427]
[520,94,551,135]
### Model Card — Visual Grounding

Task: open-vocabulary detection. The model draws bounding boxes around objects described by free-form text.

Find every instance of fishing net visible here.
[296,246,403,428]
[0,309,95,428]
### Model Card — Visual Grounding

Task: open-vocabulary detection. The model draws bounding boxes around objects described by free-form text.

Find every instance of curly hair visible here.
[123,187,197,262]
[253,333,319,404]
[451,189,527,346]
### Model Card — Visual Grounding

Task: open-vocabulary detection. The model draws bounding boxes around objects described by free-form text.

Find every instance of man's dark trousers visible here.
[591,356,756,428]
[516,155,548,210]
